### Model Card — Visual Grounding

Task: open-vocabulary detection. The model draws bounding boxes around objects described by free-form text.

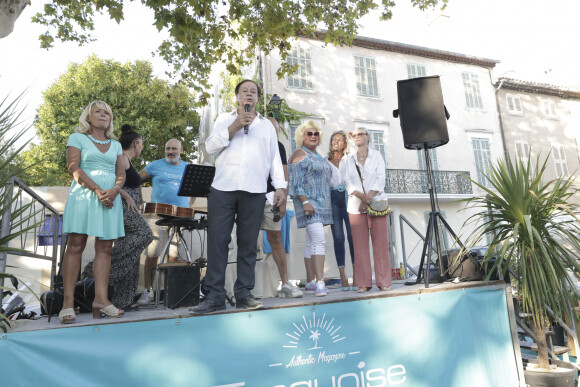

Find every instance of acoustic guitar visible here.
[144,202,194,218]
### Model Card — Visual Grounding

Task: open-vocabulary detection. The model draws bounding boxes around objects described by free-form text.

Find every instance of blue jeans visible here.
[330,189,355,267]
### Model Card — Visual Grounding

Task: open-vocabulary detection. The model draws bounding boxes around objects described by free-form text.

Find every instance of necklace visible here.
[357,152,368,162]
[88,134,111,145]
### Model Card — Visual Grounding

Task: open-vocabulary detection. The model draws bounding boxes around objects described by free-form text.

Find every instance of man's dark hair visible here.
[234,79,262,98]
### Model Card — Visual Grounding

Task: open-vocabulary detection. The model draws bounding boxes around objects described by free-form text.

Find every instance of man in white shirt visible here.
[191,79,287,313]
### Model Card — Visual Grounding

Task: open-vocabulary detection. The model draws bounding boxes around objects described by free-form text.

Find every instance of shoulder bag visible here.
[354,162,390,217]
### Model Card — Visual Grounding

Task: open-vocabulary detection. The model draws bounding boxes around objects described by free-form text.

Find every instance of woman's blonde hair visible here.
[294,120,323,148]
[76,100,115,139]
[327,130,349,159]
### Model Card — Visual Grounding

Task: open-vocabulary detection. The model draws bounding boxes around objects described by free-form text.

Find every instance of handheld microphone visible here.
[244,104,250,134]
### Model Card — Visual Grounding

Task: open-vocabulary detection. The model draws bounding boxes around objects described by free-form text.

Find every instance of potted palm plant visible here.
[461,154,580,386]
[0,91,37,332]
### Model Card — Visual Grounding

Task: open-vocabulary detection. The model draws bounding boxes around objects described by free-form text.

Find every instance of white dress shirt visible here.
[341,148,388,214]
[206,110,287,193]
[325,158,343,189]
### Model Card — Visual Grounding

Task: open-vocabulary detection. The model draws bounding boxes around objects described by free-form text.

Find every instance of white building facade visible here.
[258,35,504,278]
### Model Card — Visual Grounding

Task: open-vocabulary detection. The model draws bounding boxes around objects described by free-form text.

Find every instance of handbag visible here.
[354,162,390,217]
[40,278,115,316]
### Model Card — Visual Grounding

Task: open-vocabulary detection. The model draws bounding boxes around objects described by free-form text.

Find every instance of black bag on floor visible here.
[40,278,114,316]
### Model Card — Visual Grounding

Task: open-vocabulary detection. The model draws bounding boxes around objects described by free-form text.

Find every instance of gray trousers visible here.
[204,187,266,303]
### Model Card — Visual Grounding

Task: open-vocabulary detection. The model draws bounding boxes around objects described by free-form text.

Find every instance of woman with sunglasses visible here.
[289,121,333,296]
[341,127,391,292]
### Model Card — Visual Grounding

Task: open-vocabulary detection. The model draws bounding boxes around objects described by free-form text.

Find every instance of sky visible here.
[1,0,579,147]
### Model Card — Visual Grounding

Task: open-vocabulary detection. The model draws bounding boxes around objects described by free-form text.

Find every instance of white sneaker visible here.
[315,280,327,297]
[305,281,317,293]
[136,289,150,305]
[279,283,303,298]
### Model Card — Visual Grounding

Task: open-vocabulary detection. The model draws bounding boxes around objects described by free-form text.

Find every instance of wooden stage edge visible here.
[6,279,509,334]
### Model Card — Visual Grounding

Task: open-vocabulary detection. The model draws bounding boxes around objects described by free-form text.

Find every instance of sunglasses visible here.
[352,132,367,138]
[306,131,320,137]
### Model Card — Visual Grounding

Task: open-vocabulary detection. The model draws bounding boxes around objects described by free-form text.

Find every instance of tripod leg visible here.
[431,212,445,279]
[416,213,434,285]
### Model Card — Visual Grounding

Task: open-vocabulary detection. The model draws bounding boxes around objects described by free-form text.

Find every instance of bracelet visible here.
[93,185,101,192]
[302,200,309,206]
[114,185,121,193]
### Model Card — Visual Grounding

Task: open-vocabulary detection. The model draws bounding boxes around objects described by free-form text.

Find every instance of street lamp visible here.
[268,94,284,119]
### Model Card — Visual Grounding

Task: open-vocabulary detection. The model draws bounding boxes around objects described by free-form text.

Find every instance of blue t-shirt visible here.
[145,159,188,207]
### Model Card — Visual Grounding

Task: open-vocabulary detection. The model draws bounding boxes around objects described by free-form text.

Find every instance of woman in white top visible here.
[326,130,356,290]
[341,127,391,292]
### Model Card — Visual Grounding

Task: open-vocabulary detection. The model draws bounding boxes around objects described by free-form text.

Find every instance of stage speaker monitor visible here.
[396,76,449,150]
[160,263,201,309]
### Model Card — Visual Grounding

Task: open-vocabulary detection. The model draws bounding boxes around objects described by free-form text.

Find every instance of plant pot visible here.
[524,358,577,387]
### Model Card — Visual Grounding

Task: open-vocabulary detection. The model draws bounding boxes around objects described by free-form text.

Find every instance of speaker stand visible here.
[408,146,467,288]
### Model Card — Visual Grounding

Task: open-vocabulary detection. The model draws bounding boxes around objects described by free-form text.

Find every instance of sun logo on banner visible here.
[283,312,346,350]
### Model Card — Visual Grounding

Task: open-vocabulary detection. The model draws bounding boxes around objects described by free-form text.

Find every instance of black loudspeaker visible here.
[395,76,449,150]
[160,263,201,309]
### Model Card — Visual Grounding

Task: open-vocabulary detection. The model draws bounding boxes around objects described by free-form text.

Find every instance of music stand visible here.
[178,164,215,198]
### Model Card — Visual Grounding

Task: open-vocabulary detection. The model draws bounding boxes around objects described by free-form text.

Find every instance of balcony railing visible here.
[385,169,472,195]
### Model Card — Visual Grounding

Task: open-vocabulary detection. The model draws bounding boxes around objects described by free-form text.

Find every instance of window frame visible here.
[506,94,523,115]
[407,63,426,79]
[462,72,484,109]
[552,143,569,177]
[286,47,314,90]
[471,137,492,187]
[514,140,530,165]
[353,55,379,97]
[541,99,558,119]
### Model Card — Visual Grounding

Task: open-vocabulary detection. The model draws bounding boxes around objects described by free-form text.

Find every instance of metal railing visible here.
[386,169,472,195]
[0,177,63,290]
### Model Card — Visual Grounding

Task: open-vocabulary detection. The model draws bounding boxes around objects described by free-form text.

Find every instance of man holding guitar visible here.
[191,79,287,314]
[137,138,192,305]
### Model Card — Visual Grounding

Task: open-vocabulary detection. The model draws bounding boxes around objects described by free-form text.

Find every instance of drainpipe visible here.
[494,77,510,170]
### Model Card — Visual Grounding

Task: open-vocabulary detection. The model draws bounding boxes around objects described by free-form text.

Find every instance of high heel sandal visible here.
[58,308,76,324]
[92,304,124,319]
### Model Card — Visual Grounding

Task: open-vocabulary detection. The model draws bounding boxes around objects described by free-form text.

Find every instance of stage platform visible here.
[8,279,503,332]
[1,279,526,386]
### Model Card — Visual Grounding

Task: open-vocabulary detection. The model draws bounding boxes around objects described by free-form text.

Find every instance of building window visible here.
[287,47,314,90]
[542,99,558,119]
[354,55,378,97]
[407,63,426,79]
[506,94,523,114]
[514,140,529,164]
[369,129,386,162]
[472,137,492,186]
[552,144,568,177]
[462,72,483,109]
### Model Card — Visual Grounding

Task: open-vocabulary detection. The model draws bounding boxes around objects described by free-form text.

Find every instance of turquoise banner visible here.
[0,287,520,386]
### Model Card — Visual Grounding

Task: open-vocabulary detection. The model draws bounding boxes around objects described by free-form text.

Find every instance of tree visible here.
[30,0,448,106]
[20,55,199,186]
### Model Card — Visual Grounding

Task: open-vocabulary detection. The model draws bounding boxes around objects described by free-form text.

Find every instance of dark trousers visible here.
[330,189,355,267]
[204,188,266,303]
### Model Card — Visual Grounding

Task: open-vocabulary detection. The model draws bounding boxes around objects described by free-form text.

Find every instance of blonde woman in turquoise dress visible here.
[59,100,126,324]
